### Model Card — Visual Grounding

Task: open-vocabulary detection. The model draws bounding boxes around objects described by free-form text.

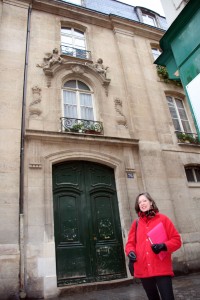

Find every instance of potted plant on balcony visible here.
[70,122,83,132]
[85,124,101,134]
[176,132,199,144]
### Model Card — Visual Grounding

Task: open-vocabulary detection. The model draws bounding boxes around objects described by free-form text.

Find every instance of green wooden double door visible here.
[53,161,126,286]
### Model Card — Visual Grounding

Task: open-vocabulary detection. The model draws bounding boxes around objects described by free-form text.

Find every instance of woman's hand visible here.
[151,243,167,254]
[128,251,137,262]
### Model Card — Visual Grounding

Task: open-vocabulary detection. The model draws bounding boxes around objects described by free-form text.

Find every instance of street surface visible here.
[46,272,200,300]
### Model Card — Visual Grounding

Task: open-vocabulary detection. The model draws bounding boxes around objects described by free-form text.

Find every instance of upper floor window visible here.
[166,96,191,133]
[61,27,89,59]
[62,80,94,120]
[142,13,158,27]
[152,48,161,61]
[185,166,200,182]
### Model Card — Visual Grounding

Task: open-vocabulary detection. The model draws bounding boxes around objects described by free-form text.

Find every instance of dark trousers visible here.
[140,276,175,300]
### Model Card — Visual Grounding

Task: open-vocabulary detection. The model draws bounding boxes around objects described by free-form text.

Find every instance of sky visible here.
[119,0,165,16]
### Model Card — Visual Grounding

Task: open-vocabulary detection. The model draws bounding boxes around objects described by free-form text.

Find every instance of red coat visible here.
[125,213,182,278]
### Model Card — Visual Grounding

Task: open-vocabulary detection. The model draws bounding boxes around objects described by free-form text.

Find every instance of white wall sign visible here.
[186,73,200,132]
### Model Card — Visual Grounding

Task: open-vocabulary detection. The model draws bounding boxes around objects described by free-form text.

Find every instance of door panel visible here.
[53,161,126,286]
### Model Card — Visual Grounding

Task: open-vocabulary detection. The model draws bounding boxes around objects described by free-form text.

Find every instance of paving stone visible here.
[42,272,200,299]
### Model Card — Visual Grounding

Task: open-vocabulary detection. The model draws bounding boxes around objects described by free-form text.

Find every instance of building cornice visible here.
[31,0,165,40]
[25,129,139,147]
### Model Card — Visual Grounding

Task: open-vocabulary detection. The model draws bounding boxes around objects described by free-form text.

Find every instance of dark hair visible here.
[135,192,159,213]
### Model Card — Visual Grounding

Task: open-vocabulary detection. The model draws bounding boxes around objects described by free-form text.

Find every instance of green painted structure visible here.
[155,0,200,136]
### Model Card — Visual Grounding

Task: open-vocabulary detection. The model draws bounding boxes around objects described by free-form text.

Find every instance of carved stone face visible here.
[97,58,103,64]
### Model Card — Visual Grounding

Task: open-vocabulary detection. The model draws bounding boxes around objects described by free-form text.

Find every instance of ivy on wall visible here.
[157,65,182,86]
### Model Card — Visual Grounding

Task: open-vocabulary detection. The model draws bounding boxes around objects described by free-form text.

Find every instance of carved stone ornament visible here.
[36,50,111,95]
[87,58,109,78]
[114,97,127,127]
[36,48,63,69]
[71,65,85,74]
[29,140,42,169]
[29,85,42,117]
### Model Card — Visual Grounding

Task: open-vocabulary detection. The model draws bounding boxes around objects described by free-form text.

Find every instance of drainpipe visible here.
[19,3,32,299]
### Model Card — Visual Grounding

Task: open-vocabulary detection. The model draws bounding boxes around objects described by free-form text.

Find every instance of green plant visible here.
[86,123,102,133]
[71,122,83,131]
[157,65,182,86]
[87,124,96,131]
[177,132,200,144]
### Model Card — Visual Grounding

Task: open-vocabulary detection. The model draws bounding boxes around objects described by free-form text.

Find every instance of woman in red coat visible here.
[125,192,182,300]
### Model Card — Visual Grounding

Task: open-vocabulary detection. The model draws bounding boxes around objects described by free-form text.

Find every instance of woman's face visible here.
[138,195,152,212]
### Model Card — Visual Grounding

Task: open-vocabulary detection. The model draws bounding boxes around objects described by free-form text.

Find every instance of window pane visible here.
[182,120,191,133]
[78,81,90,91]
[185,168,195,182]
[142,14,157,26]
[63,91,78,118]
[74,29,84,37]
[175,98,184,109]
[194,168,200,182]
[166,96,173,104]
[61,28,71,35]
[80,93,94,120]
[75,38,85,48]
[169,106,178,119]
[152,48,161,60]
[172,119,181,131]
[61,35,73,45]
[64,80,77,89]
[178,108,188,120]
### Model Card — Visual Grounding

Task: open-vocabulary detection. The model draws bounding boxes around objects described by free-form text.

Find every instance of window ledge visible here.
[178,142,200,147]
[187,182,200,188]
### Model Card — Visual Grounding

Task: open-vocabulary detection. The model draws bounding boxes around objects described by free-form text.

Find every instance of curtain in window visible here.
[63,91,77,118]
[80,93,94,120]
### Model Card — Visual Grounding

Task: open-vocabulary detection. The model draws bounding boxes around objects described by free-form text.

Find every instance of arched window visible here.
[61,27,87,59]
[62,80,94,120]
[185,166,200,182]
[166,95,191,133]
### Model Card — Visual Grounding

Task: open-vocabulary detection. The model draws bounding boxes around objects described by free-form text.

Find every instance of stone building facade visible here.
[0,0,199,298]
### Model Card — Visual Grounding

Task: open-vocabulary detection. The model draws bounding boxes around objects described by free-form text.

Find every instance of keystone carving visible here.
[71,65,85,74]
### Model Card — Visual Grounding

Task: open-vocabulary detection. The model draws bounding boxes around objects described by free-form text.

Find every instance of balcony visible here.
[176,131,200,145]
[60,45,91,60]
[60,117,104,135]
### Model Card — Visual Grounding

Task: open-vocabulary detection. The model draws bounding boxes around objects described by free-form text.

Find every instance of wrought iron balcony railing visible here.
[175,131,200,145]
[60,44,91,60]
[60,117,104,135]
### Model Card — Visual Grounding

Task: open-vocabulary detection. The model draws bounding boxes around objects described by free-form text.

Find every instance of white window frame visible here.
[61,27,86,51]
[142,13,157,27]
[185,166,200,183]
[166,96,191,133]
[62,80,96,121]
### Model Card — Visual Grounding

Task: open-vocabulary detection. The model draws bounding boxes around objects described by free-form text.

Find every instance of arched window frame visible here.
[61,79,96,121]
